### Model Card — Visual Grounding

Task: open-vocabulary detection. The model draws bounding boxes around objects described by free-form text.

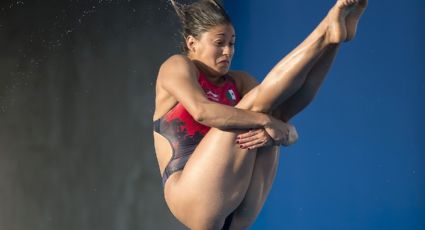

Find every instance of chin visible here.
[215,67,230,76]
[219,69,229,76]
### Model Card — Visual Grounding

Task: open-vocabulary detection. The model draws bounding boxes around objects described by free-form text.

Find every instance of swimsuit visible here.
[153,70,241,230]
[153,70,241,185]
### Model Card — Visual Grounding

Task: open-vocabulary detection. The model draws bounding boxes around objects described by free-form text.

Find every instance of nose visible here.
[223,45,234,58]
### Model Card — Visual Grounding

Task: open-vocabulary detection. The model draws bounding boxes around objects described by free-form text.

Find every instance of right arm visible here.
[158,55,271,130]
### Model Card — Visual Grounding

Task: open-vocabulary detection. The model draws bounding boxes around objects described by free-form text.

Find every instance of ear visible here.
[186,35,198,53]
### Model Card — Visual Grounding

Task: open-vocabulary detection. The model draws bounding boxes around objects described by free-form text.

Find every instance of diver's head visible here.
[171,0,235,76]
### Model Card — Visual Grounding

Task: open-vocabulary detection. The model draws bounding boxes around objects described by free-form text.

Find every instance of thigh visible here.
[161,81,282,228]
[229,145,280,229]
[163,127,258,228]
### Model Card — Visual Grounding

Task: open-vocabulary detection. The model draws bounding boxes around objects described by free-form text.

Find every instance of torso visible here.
[153,69,242,184]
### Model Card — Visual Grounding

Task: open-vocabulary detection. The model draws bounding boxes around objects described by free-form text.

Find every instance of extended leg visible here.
[273,1,367,121]
[274,44,340,122]
[272,0,368,122]
[247,0,352,113]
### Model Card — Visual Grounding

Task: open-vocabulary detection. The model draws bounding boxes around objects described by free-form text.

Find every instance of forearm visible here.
[195,101,271,130]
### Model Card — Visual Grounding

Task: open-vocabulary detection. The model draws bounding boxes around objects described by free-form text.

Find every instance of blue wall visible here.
[225,1,425,229]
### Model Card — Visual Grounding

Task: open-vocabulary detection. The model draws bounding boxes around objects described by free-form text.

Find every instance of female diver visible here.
[153,0,367,229]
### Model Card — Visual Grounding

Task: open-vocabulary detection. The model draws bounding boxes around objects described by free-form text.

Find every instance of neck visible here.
[190,59,225,84]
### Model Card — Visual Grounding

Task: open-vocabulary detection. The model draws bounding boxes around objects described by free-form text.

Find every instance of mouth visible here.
[217,59,230,65]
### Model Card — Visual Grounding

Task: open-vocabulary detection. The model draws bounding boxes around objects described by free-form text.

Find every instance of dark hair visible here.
[170,0,232,53]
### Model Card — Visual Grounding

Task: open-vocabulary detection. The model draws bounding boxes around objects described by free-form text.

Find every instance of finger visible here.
[245,141,270,150]
[238,131,268,145]
[237,129,261,139]
[242,129,273,145]
[237,135,259,144]
[236,130,263,144]
[236,131,255,142]
[240,138,269,149]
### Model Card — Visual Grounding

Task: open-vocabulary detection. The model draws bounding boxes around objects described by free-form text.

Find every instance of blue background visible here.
[225,0,425,229]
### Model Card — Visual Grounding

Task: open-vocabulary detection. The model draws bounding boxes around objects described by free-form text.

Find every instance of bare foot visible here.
[326,0,359,44]
[345,0,368,41]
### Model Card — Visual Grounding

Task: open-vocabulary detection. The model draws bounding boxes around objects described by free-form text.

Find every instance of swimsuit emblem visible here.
[226,89,236,101]
[206,90,220,102]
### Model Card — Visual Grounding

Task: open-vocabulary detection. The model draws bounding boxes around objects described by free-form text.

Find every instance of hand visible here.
[236,129,274,150]
[264,117,298,146]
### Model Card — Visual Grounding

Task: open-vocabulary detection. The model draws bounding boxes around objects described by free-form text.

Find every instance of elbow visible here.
[191,104,207,123]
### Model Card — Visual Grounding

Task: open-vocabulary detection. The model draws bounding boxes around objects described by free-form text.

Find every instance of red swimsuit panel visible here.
[154,71,241,185]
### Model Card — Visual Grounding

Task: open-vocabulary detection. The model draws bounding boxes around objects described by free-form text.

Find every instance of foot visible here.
[345,0,368,41]
[325,0,359,44]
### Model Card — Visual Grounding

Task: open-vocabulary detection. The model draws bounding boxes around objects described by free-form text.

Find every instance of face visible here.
[187,24,235,76]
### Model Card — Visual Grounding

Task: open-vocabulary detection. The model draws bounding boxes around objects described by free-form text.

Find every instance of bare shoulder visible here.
[154,54,199,119]
[162,54,192,67]
[158,54,197,83]
[228,70,259,96]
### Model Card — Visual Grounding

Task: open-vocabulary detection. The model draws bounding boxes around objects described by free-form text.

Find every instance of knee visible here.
[235,87,272,113]
[175,196,228,230]
[167,184,244,230]
[185,212,226,230]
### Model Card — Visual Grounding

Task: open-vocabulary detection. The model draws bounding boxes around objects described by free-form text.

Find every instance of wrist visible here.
[261,113,273,128]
